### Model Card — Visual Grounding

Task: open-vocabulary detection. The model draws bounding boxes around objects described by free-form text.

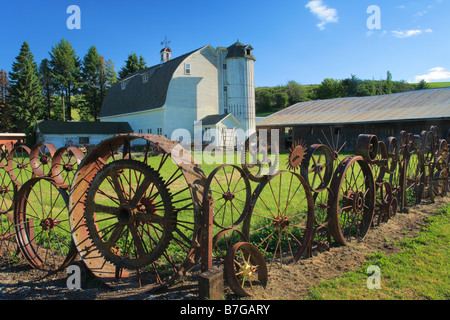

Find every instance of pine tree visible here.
[118,53,147,79]
[0,69,12,132]
[8,41,45,132]
[81,46,102,121]
[49,39,81,121]
[39,58,54,119]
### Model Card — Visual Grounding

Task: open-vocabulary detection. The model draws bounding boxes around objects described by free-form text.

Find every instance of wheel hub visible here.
[273,216,290,229]
[40,218,59,230]
[343,190,364,214]
[222,191,235,202]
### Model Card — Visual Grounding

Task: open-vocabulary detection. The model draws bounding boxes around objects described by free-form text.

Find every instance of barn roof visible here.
[257,87,450,127]
[35,121,133,135]
[99,47,203,118]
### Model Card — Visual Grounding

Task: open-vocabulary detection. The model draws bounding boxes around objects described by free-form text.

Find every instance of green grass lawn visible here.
[306,205,450,300]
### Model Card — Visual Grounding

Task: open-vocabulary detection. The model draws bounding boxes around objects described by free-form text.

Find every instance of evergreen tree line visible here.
[256,72,430,114]
[0,39,149,133]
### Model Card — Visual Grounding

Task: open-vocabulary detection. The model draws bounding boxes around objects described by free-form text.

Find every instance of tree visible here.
[38,58,54,119]
[49,39,81,121]
[80,46,103,121]
[385,70,393,94]
[285,80,305,104]
[104,58,117,87]
[118,53,147,79]
[0,69,12,132]
[416,79,429,90]
[8,41,45,132]
[314,78,346,100]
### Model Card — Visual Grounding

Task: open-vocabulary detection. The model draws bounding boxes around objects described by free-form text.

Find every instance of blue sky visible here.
[1,0,449,87]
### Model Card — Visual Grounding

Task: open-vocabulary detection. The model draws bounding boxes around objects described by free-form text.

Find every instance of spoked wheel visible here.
[69,134,206,289]
[0,167,18,259]
[242,170,315,268]
[212,228,248,262]
[224,242,268,297]
[7,145,33,187]
[373,181,397,226]
[0,167,16,215]
[203,164,251,230]
[429,153,449,199]
[30,143,57,177]
[0,212,17,259]
[371,141,389,183]
[51,147,84,189]
[85,159,176,271]
[327,156,376,245]
[300,144,334,193]
[241,131,279,183]
[0,143,12,168]
[404,151,425,206]
[14,177,77,271]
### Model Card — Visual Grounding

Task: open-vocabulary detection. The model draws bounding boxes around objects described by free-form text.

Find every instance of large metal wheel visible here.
[224,242,268,297]
[7,145,33,186]
[404,149,426,206]
[50,146,84,189]
[203,164,251,230]
[30,143,57,177]
[300,144,334,193]
[69,134,206,289]
[327,156,376,244]
[241,131,279,183]
[242,170,315,267]
[14,177,77,271]
[84,159,176,270]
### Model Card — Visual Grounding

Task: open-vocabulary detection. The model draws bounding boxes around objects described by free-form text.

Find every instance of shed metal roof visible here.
[257,87,450,127]
[35,121,133,135]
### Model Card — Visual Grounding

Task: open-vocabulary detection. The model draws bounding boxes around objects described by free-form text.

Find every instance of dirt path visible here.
[0,196,448,300]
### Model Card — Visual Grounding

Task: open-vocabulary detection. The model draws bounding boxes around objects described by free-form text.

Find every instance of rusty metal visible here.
[286,140,306,172]
[241,131,279,182]
[30,143,57,177]
[327,156,376,244]
[355,134,379,164]
[202,164,251,230]
[50,146,84,189]
[300,144,334,193]
[14,176,77,271]
[0,143,12,168]
[68,133,206,290]
[223,242,268,297]
[242,170,315,267]
[373,181,397,226]
[7,145,33,186]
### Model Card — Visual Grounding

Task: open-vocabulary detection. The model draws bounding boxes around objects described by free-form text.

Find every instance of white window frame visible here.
[185,63,191,75]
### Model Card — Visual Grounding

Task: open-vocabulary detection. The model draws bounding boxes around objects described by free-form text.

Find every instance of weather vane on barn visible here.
[161,36,171,49]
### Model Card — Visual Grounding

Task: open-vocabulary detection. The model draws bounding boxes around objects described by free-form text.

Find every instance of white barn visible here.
[98,41,256,147]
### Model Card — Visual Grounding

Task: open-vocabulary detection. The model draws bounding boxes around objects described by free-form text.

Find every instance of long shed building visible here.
[257,87,450,151]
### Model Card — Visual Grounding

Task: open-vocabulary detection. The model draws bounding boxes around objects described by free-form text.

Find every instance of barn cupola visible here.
[160,47,172,63]
[160,36,172,63]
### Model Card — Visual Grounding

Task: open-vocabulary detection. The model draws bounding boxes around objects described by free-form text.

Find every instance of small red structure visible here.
[0,133,26,150]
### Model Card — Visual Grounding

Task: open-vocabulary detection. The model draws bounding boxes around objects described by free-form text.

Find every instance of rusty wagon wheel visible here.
[69,133,206,290]
[373,181,397,226]
[327,156,376,245]
[0,143,12,168]
[203,164,251,230]
[241,131,279,183]
[30,143,57,177]
[0,166,18,259]
[51,146,84,189]
[7,145,33,186]
[242,170,315,268]
[429,141,449,199]
[84,159,176,270]
[300,143,334,193]
[224,242,268,297]
[14,177,77,271]
[212,228,248,262]
[403,149,426,207]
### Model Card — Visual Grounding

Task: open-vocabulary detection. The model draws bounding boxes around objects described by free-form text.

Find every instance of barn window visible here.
[79,137,90,145]
[147,129,152,134]
[157,128,162,135]
[185,63,191,75]
[138,129,143,133]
